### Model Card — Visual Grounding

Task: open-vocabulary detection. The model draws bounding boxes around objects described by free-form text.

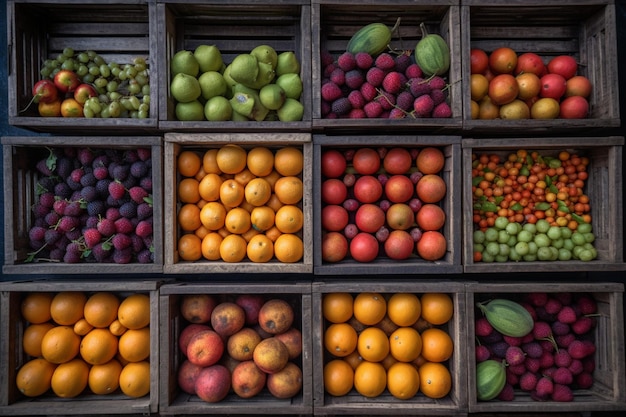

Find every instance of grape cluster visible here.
[26,146,155,264]
[40,47,150,118]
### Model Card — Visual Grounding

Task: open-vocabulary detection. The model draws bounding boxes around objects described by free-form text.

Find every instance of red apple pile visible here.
[177,294,303,402]
[320,146,448,263]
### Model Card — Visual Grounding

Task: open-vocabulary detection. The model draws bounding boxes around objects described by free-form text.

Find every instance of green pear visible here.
[259,84,286,110]
[230,92,255,119]
[276,98,304,121]
[175,100,205,121]
[194,44,223,73]
[204,96,232,121]
[275,73,303,99]
[171,50,199,77]
[250,45,278,69]
[229,54,259,88]
[275,51,300,76]
[231,109,249,121]
[231,84,269,121]
[198,71,228,100]
[248,61,275,89]
[170,73,201,103]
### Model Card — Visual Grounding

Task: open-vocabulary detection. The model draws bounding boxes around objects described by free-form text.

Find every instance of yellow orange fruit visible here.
[322,292,353,324]
[177,233,203,261]
[273,233,303,263]
[323,359,354,396]
[247,146,275,177]
[224,206,252,235]
[216,144,247,174]
[41,325,81,364]
[198,172,223,201]
[201,231,224,261]
[178,203,202,232]
[354,361,386,398]
[23,322,55,357]
[387,361,420,400]
[50,291,87,326]
[118,327,151,363]
[387,293,421,327]
[246,234,274,263]
[202,148,222,174]
[420,328,453,363]
[220,178,245,208]
[51,357,90,398]
[84,292,120,329]
[357,327,389,362]
[418,361,451,399]
[73,318,94,336]
[420,293,453,325]
[119,361,151,397]
[117,293,151,330]
[200,201,227,230]
[16,357,57,397]
[245,177,272,206]
[324,322,358,357]
[250,205,275,232]
[353,292,386,326]
[274,205,303,234]
[178,150,202,177]
[274,146,303,176]
[89,358,122,395]
[80,328,119,365]
[274,176,303,205]
[219,233,248,262]
[20,292,53,324]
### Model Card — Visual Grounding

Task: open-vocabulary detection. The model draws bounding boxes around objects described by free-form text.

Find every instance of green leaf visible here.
[510,202,523,211]
[535,202,551,211]
[482,202,498,212]
[472,176,484,187]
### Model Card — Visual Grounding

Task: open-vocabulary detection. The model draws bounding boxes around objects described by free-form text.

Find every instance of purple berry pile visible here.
[26,146,155,264]
[475,292,599,402]
[320,49,452,119]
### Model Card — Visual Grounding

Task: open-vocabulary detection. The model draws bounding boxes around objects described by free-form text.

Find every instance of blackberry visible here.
[119,201,138,219]
[137,249,153,264]
[38,177,58,193]
[81,186,98,202]
[112,164,130,181]
[32,203,50,219]
[86,200,105,217]
[28,226,47,242]
[139,177,153,192]
[92,154,109,168]
[56,157,74,179]
[65,176,82,191]
[130,161,148,179]
[121,175,137,189]
[113,247,133,264]
[54,183,72,199]
[124,149,139,163]
[77,148,95,166]
[49,247,66,262]
[44,229,62,245]
[92,242,113,262]
[39,192,56,208]
[45,211,60,227]
[80,172,97,187]
[137,203,153,220]
[331,97,352,116]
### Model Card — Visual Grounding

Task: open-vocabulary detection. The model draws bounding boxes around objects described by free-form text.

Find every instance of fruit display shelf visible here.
[462,137,625,273]
[311,280,468,415]
[156,0,312,132]
[7,0,158,134]
[2,136,164,275]
[311,0,463,133]
[0,279,162,416]
[158,281,313,415]
[466,280,626,413]
[313,135,463,275]
[461,0,619,134]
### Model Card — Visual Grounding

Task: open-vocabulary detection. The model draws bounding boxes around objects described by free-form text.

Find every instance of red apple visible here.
[353,175,383,203]
[231,360,266,399]
[514,52,546,76]
[32,79,58,103]
[540,73,567,100]
[179,323,212,355]
[321,149,347,178]
[274,327,303,360]
[384,174,414,203]
[186,329,224,367]
[321,231,348,263]
[321,204,349,232]
[235,294,266,326]
[349,232,379,262]
[355,203,385,233]
[194,364,231,403]
[321,178,348,205]
[53,69,80,93]
[73,83,98,104]
[547,55,578,80]
[180,294,217,324]
[559,96,589,119]
[384,229,415,260]
[177,359,203,395]
[211,302,246,338]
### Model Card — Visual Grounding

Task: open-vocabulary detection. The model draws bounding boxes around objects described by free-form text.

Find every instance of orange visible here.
[381,352,399,370]
[200,201,227,230]
[219,233,248,262]
[250,205,275,232]
[420,328,453,363]
[178,150,202,177]
[84,292,120,328]
[16,357,57,397]
[241,227,261,242]
[416,147,445,175]
[234,167,256,186]
[38,99,62,117]
[470,73,489,101]
[194,224,211,240]
[201,232,224,260]
[357,327,389,362]
[274,176,303,205]
[109,319,128,337]
[73,318,94,336]
[516,72,541,100]
[177,233,202,261]
[323,359,354,396]
[344,350,364,370]
[202,148,222,174]
[387,361,420,400]
[178,203,202,232]
[51,357,89,398]
[273,233,303,263]
[387,293,421,327]
[198,173,223,201]
[20,292,53,324]
[471,100,480,119]
[353,292,386,326]
[265,193,284,212]
[264,225,282,243]
[488,73,519,105]
[224,207,251,234]
[389,327,422,363]
[274,205,303,234]
[322,292,354,324]
[353,361,386,398]
[119,361,151,397]
[50,291,87,326]
[489,47,518,74]
[262,169,282,190]
[60,98,83,117]
[418,361,451,399]
[324,322,357,357]
[216,144,247,174]
[23,322,55,357]
[118,293,150,330]
[177,177,201,203]
[420,293,453,325]
[79,328,118,365]
[246,234,274,263]
[220,178,245,208]
[89,358,122,395]
[244,177,272,206]
[194,165,207,182]
[247,146,275,177]
[118,327,151,363]
[274,146,303,176]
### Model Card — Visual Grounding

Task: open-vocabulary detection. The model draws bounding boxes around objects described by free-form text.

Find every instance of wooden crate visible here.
[156,0,312,132]
[2,136,164,275]
[0,279,161,415]
[466,281,626,413]
[6,0,158,134]
[311,0,463,133]
[462,137,625,273]
[313,135,463,275]
[461,0,619,134]
[158,281,313,415]
[163,133,313,274]
[311,280,468,415]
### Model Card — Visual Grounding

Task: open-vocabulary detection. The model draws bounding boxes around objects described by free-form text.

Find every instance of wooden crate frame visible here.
[0,279,161,415]
[461,0,620,134]
[311,0,463,133]
[1,136,164,275]
[466,280,626,413]
[158,281,313,415]
[6,0,159,134]
[156,0,312,132]
[462,137,625,273]
[163,132,313,274]
[311,280,468,415]
[313,135,463,275]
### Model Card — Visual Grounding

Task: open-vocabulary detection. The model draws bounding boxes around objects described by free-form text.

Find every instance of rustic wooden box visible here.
[311,0,463,133]
[163,132,313,274]
[461,0,620,134]
[313,135,463,275]
[0,279,161,415]
[157,0,312,132]
[466,281,626,413]
[462,137,625,273]
[158,281,313,415]
[311,280,468,415]
[6,0,158,134]
[2,136,164,275]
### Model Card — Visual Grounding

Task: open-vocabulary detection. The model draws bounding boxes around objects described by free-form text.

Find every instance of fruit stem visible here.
[19,93,42,113]
[391,17,402,35]
[419,22,429,39]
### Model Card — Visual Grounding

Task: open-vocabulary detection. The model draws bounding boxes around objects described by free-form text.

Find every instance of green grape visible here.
[130,110,138,118]
[108,61,119,70]
[135,73,148,86]
[128,96,140,110]
[56,53,67,63]
[61,59,75,71]
[83,107,95,118]
[51,68,61,77]
[86,97,102,114]
[98,94,110,104]
[99,64,111,78]
[120,97,134,111]
[89,66,101,76]
[40,67,52,78]
[100,107,111,118]
[87,50,97,59]
[111,67,121,77]
[138,103,149,113]
[142,94,150,105]
[46,59,60,69]
[124,65,137,78]
[77,52,90,63]
[108,102,121,118]
[82,73,95,84]
[128,80,141,95]
[108,91,122,101]
[94,55,105,66]
[94,77,108,89]
[138,109,149,119]
[106,80,119,93]
[133,57,146,67]
[76,64,89,77]
[118,71,128,81]
[142,85,151,96]
[63,47,75,58]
